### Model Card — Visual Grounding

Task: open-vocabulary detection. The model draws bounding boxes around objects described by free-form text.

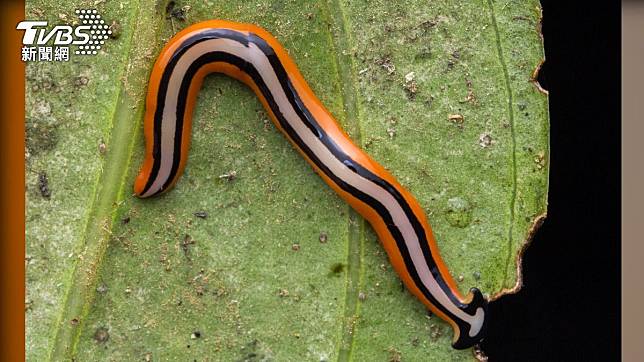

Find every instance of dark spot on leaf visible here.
[26,119,59,157]
[328,263,344,277]
[165,1,176,15]
[414,46,432,61]
[239,339,266,361]
[93,327,109,343]
[109,21,121,39]
[375,55,396,74]
[420,20,437,32]
[193,211,208,219]
[165,0,188,21]
[38,171,51,199]
[403,72,418,100]
[181,234,195,259]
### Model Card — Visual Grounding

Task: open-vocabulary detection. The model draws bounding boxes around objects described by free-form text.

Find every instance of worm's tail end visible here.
[133,171,150,198]
[451,288,488,350]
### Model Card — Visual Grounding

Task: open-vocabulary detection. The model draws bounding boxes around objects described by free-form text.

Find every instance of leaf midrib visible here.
[321,0,366,360]
[486,0,519,288]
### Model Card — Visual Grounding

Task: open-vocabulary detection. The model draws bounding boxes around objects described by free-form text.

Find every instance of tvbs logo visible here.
[17,9,112,62]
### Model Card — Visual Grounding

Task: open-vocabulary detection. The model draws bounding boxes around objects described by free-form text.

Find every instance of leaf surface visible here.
[25,0,548,360]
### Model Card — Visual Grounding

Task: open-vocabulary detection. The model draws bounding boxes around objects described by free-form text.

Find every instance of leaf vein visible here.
[487,0,518,288]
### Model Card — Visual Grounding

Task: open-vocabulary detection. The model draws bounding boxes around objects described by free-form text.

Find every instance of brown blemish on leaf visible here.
[181,234,195,259]
[530,59,548,95]
[387,347,402,362]
[448,114,464,128]
[93,327,109,343]
[109,21,121,39]
[460,78,478,105]
[319,231,328,243]
[98,140,107,155]
[376,55,396,75]
[403,71,418,100]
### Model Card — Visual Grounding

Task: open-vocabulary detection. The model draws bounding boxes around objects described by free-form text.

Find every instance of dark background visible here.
[480,2,621,361]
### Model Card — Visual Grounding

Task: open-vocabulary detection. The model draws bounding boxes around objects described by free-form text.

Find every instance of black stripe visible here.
[249,33,468,308]
[168,47,466,325]
[146,28,486,343]
[247,33,474,311]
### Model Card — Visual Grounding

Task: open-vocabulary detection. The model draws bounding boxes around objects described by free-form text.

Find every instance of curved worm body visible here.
[134,20,487,349]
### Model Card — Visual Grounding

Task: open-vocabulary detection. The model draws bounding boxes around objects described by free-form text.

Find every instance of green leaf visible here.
[25,0,548,361]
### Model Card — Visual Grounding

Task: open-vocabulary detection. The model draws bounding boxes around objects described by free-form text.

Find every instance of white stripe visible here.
[145,34,483,336]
